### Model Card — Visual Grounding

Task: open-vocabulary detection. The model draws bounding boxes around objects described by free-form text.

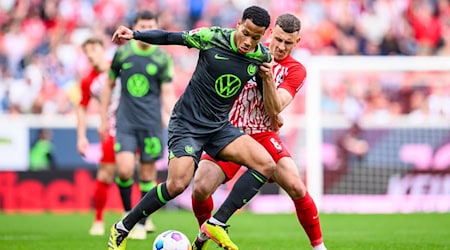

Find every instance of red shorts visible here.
[100,135,115,164]
[200,131,291,183]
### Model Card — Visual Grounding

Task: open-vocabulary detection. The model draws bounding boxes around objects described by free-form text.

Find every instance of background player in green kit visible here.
[100,10,176,240]
[108,6,274,250]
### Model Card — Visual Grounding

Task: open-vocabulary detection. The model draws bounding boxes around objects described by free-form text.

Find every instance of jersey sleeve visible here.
[278,63,306,97]
[160,53,174,84]
[108,49,122,80]
[182,27,217,50]
[79,74,91,107]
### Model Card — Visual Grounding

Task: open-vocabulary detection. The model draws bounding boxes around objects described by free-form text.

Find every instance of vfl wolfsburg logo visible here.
[184,145,194,155]
[247,64,257,76]
[215,74,242,98]
[127,73,149,97]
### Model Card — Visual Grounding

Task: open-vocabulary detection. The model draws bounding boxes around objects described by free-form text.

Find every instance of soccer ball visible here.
[152,230,192,250]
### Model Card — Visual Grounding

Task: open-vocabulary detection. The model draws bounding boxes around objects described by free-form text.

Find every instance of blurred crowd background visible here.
[0,0,449,121]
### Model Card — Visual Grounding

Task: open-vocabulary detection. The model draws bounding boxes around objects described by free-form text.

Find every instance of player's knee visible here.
[192,184,213,200]
[166,178,189,196]
[287,181,307,199]
[257,158,276,178]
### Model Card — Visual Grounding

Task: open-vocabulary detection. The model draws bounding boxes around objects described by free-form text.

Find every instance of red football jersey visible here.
[229,54,306,134]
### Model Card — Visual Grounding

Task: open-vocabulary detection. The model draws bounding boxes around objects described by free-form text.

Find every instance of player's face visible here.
[82,43,104,68]
[234,19,267,54]
[133,18,158,31]
[134,18,158,48]
[269,25,300,61]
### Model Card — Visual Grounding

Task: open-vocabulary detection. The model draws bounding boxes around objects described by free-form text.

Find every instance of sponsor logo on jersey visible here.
[215,74,242,98]
[214,54,229,60]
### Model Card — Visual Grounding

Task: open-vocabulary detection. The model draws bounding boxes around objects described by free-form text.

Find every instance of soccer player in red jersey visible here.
[191,14,327,250]
[77,37,119,236]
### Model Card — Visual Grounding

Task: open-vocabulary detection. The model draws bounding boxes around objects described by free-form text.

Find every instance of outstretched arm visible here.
[112,25,184,45]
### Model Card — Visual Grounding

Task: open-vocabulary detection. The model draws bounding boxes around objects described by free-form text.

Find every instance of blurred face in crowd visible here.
[133,18,158,48]
[269,25,301,61]
[234,19,267,54]
[133,18,158,31]
[82,42,105,70]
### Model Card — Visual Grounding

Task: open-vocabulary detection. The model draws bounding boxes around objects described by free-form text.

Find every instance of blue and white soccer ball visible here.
[152,230,192,250]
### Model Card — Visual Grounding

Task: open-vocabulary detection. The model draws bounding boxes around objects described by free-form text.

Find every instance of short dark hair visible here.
[275,14,301,33]
[241,6,271,29]
[81,37,103,48]
[133,10,158,25]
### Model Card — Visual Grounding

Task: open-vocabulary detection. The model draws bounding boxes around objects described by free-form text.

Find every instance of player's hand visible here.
[258,61,273,81]
[112,25,134,45]
[271,114,284,132]
[77,137,89,157]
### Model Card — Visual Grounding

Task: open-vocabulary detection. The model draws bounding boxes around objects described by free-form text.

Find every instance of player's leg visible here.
[136,129,164,233]
[191,158,223,250]
[114,130,138,215]
[108,124,201,250]
[138,162,158,230]
[90,135,116,236]
[192,153,243,226]
[191,155,241,250]
[271,157,326,250]
[109,156,196,250]
[255,132,327,249]
[191,159,223,226]
[200,128,276,249]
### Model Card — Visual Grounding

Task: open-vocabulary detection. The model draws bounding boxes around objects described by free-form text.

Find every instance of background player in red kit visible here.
[76,37,119,236]
[191,14,327,250]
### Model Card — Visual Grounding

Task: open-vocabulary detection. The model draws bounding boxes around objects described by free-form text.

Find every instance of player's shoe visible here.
[108,224,128,250]
[89,220,105,236]
[128,224,147,240]
[200,221,238,250]
[145,217,156,232]
[191,232,210,250]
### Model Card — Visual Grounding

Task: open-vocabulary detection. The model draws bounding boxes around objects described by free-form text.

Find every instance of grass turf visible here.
[0,210,449,250]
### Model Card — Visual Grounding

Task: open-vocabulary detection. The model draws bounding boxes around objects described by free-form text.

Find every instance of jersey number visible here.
[270,137,282,152]
[144,137,162,158]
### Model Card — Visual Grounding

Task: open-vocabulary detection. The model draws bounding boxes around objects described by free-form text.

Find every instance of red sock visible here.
[191,195,214,226]
[293,192,323,247]
[94,180,110,221]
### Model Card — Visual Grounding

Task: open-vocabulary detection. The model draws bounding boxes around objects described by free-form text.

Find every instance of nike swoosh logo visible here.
[142,210,149,217]
[313,214,319,220]
[214,54,229,60]
[122,62,133,70]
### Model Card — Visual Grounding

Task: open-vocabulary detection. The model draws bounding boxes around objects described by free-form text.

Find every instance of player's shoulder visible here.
[115,42,129,51]
[153,46,173,61]
[80,68,96,85]
[253,43,271,63]
[284,54,306,72]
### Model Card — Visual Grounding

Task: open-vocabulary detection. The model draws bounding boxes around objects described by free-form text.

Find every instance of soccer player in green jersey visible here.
[108,6,274,250]
[101,10,176,240]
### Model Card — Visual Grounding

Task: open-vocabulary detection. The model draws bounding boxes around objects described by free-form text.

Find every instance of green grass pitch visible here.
[0,210,449,249]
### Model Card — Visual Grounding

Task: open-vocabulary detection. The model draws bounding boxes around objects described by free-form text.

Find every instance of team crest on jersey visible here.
[247,64,257,76]
[276,73,284,84]
[184,145,194,155]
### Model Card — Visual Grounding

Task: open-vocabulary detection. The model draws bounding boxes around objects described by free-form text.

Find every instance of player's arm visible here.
[99,75,115,140]
[112,25,184,45]
[160,83,176,127]
[76,81,90,156]
[76,105,88,156]
[259,62,293,116]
